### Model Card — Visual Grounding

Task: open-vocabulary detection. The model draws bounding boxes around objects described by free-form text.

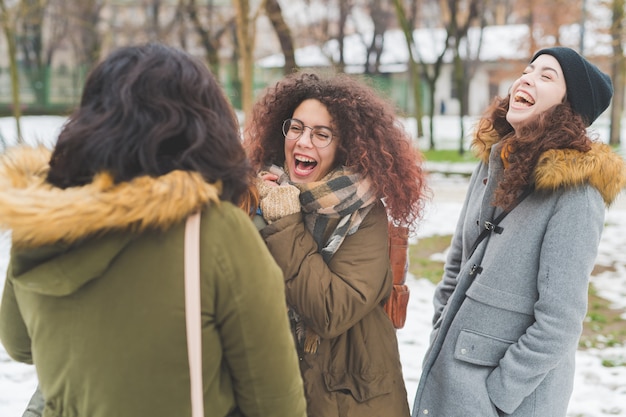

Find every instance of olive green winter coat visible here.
[0,146,306,417]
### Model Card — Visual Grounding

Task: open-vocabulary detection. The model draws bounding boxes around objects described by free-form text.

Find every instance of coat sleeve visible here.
[432,164,484,327]
[207,206,306,417]
[486,185,604,413]
[0,265,33,364]
[260,203,392,338]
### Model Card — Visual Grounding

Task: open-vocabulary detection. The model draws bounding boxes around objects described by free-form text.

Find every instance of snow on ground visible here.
[1,117,626,416]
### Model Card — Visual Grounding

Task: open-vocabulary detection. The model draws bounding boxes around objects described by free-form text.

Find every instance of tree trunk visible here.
[69,0,103,73]
[265,0,296,74]
[610,0,624,146]
[19,0,48,108]
[446,0,480,155]
[186,0,222,74]
[365,0,387,74]
[454,52,466,155]
[233,0,255,114]
[336,0,352,73]
[427,78,436,150]
[0,0,23,143]
[392,0,424,141]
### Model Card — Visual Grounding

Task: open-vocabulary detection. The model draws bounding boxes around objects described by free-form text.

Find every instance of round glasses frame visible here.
[282,118,334,149]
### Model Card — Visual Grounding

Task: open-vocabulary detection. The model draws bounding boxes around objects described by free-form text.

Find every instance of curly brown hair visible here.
[473,95,592,210]
[243,72,429,228]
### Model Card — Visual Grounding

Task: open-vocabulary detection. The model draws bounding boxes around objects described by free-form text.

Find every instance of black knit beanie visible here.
[531,47,613,126]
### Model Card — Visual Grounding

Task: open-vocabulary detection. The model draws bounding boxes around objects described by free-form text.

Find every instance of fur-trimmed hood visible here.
[0,146,221,248]
[474,132,626,206]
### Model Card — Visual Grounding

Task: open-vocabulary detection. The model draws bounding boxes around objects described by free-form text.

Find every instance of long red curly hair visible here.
[473,95,592,210]
[243,72,429,229]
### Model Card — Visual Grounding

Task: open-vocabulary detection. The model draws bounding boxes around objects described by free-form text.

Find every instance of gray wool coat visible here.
[412,139,626,417]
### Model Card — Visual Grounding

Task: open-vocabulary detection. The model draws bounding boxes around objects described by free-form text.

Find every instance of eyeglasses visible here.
[282,118,334,148]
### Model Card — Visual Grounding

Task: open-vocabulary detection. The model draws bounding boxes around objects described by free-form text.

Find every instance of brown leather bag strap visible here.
[384,223,410,329]
[388,224,409,286]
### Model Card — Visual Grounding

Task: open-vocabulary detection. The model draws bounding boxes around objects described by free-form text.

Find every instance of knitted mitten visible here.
[255,172,275,199]
[257,178,301,223]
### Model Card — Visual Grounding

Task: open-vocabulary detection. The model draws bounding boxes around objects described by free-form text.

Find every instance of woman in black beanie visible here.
[412,47,626,417]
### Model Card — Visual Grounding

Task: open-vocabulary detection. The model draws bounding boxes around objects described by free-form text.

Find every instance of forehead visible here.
[292,99,332,124]
[530,54,564,76]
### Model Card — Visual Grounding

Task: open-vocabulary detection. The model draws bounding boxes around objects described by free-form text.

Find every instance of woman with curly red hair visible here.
[413,48,626,417]
[243,72,428,417]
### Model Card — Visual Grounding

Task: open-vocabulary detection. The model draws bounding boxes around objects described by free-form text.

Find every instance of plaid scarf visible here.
[266,164,377,261]
[266,164,377,353]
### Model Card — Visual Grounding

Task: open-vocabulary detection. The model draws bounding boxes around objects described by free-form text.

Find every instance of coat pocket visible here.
[454,329,514,366]
[466,281,535,316]
[324,371,392,402]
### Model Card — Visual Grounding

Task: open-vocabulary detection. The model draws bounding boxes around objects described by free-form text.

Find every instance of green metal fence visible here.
[0,66,89,116]
[0,65,426,117]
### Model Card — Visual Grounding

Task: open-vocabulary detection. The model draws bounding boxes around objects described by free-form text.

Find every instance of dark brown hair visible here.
[243,72,429,227]
[46,43,250,205]
[473,95,592,209]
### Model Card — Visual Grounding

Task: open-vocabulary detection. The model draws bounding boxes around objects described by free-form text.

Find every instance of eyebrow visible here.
[292,118,333,130]
[528,63,561,77]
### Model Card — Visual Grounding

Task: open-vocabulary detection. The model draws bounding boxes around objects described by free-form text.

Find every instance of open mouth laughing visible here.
[513,91,535,107]
[293,154,318,176]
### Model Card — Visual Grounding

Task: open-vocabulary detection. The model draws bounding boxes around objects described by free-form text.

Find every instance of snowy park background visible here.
[1,116,625,416]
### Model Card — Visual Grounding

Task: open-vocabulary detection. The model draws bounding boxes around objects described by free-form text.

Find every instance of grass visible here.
[408,235,626,353]
[580,264,626,349]
[421,149,479,163]
[408,235,451,285]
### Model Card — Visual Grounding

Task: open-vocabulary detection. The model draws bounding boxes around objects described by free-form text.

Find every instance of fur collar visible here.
[0,146,221,248]
[473,132,626,206]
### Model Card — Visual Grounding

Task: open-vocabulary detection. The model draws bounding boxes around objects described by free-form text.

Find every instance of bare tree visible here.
[0,0,23,142]
[515,0,583,52]
[393,0,426,142]
[443,0,482,155]
[363,0,393,74]
[610,0,624,146]
[265,0,296,74]
[233,0,257,114]
[336,0,353,72]
[147,0,162,41]
[396,0,487,151]
[185,0,233,74]
[18,0,49,107]
[0,0,66,114]
[143,0,196,45]
[68,0,104,72]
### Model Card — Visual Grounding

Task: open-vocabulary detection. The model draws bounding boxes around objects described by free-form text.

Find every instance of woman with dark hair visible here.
[0,43,306,417]
[412,47,626,417]
[244,72,429,417]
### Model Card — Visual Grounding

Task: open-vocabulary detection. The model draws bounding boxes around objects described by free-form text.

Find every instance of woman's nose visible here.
[519,72,533,85]
[296,127,314,147]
